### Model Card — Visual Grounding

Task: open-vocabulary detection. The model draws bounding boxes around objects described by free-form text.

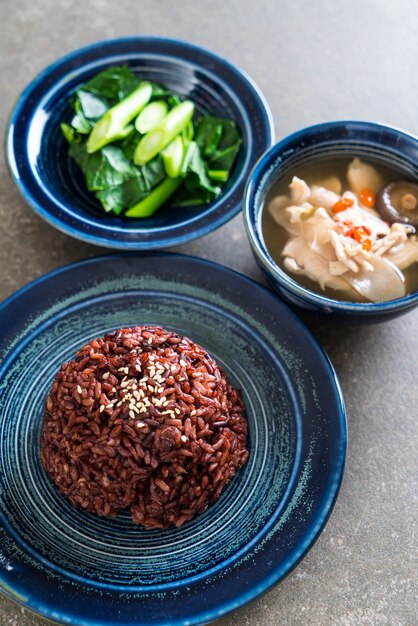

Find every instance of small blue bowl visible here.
[6,37,274,249]
[244,121,418,321]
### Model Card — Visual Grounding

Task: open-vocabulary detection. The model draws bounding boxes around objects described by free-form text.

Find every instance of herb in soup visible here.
[263,158,418,302]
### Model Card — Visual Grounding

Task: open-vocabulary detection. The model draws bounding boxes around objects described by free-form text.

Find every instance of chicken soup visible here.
[262,157,418,302]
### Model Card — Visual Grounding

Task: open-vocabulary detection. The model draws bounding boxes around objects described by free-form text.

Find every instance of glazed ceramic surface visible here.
[6,37,274,249]
[0,253,346,625]
[244,121,418,321]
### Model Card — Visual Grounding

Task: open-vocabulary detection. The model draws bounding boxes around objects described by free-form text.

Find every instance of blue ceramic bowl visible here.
[0,253,346,626]
[6,37,274,249]
[244,121,418,321]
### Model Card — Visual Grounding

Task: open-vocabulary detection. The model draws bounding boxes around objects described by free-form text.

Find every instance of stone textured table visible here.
[0,1,416,624]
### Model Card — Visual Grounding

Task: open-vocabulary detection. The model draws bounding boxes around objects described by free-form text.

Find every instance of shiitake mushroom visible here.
[376,181,418,227]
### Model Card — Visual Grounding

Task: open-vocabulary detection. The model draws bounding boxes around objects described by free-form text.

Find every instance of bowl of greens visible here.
[6,38,274,249]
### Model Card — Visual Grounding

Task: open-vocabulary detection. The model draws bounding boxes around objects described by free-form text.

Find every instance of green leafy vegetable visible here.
[61,65,242,217]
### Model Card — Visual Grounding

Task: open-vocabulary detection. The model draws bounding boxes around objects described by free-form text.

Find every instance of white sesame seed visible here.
[99,405,105,412]
[124,367,129,374]
[171,364,177,372]
[116,401,122,407]
[148,337,152,344]
[147,385,154,392]
[121,381,130,388]
[181,435,187,442]
[118,367,125,372]
[135,364,141,372]
[180,360,187,367]
[175,408,181,414]
[77,385,82,394]
[163,400,170,407]
[129,410,135,418]
[102,372,110,380]
[161,410,172,415]
[136,421,145,428]
[106,404,113,409]
[157,387,164,393]
[190,410,196,416]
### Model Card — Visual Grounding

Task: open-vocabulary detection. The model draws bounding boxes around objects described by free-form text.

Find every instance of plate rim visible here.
[0,252,347,626]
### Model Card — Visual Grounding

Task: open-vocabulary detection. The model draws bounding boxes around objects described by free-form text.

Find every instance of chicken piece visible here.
[315,176,342,194]
[289,176,310,203]
[309,185,340,211]
[387,235,418,270]
[329,230,364,273]
[283,236,351,293]
[347,158,383,195]
[373,223,412,256]
[334,201,390,240]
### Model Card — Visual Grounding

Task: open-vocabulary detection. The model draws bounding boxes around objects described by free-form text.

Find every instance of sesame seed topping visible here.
[136,421,145,428]
[148,337,152,344]
[180,360,187,367]
[190,409,196,416]
[135,364,141,372]
[171,364,176,372]
[77,385,82,394]
[99,405,105,412]
[181,435,187,442]
[106,404,113,409]
[124,367,129,374]
[158,387,164,393]
[118,367,125,372]
[175,408,181,414]
[129,410,135,418]
[147,384,154,392]
[102,372,110,380]
[163,400,170,407]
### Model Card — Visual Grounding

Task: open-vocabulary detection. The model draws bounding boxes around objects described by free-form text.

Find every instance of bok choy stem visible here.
[87,82,152,153]
[125,177,182,218]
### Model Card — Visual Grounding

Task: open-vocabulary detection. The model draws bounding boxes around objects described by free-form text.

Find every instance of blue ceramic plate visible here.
[0,254,346,625]
[6,37,274,249]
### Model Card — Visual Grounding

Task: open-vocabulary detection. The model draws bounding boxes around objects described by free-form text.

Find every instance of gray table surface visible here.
[0,1,417,625]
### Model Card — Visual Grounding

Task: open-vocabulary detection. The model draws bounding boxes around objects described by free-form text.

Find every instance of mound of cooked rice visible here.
[41,326,248,530]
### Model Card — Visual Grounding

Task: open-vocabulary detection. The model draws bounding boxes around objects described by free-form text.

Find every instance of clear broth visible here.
[261,157,418,302]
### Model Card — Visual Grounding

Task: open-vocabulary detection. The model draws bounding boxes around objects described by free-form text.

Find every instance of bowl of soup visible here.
[244,121,418,320]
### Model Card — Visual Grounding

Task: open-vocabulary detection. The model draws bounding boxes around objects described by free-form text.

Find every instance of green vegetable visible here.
[69,143,138,191]
[135,101,168,133]
[208,169,229,182]
[81,66,140,103]
[195,117,242,170]
[125,177,182,218]
[87,82,152,153]
[134,101,194,165]
[61,66,242,217]
[162,136,185,178]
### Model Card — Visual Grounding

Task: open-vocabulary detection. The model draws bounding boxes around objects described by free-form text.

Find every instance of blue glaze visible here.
[6,37,274,250]
[0,253,346,625]
[244,121,418,321]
